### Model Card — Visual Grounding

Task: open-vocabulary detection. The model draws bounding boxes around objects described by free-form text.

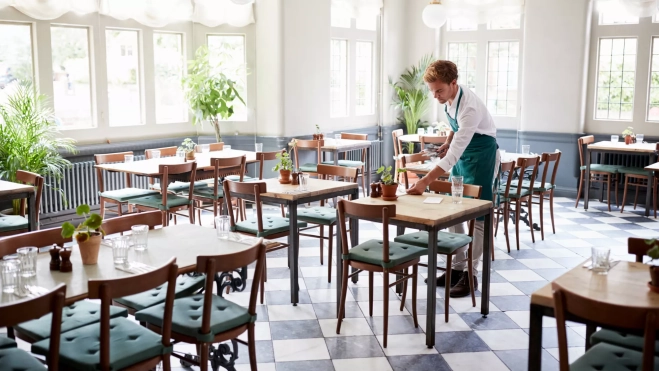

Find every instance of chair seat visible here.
[225,175,255,182]
[0,348,45,370]
[0,336,16,349]
[32,317,172,371]
[192,187,225,200]
[168,181,209,193]
[510,180,555,192]
[114,274,206,312]
[15,300,128,342]
[497,187,531,200]
[99,188,159,202]
[591,329,659,354]
[618,166,651,177]
[135,294,256,343]
[0,216,27,233]
[393,231,472,254]
[289,207,337,225]
[321,160,365,168]
[233,217,307,237]
[128,194,192,210]
[344,239,427,269]
[570,342,659,371]
[299,163,318,173]
[580,164,620,173]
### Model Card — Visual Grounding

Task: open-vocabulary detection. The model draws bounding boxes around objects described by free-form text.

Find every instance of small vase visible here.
[185,151,195,160]
[381,183,398,201]
[78,233,102,265]
[279,170,292,184]
[625,135,632,145]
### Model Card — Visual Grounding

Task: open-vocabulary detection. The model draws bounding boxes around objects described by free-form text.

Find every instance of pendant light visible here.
[422,0,448,28]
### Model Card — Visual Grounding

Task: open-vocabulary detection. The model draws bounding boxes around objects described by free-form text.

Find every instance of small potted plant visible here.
[313,124,324,140]
[179,138,197,160]
[646,240,659,292]
[377,166,406,201]
[273,150,293,184]
[61,204,104,265]
[622,127,635,145]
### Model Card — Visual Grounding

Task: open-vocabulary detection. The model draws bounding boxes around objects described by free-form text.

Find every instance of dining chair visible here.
[618,144,659,214]
[336,199,426,347]
[237,150,287,220]
[575,135,620,211]
[419,135,447,149]
[194,142,224,152]
[32,258,178,371]
[145,146,178,159]
[192,155,246,225]
[401,153,431,188]
[321,132,368,197]
[145,146,207,193]
[494,161,516,253]
[135,240,266,371]
[0,170,44,236]
[394,180,482,317]
[129,162,197,226]
[552,281,659,371]
[292,139,323,177]
[0,284,65,371]
[506,156,541,249]
[392,129,404,182]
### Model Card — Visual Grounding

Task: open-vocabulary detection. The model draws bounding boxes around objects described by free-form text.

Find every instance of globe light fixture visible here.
[422,0,448,29]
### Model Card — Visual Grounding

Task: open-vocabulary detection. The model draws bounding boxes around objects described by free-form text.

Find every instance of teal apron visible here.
[446,89,498,205]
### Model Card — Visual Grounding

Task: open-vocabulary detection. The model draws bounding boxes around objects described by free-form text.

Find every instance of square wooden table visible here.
[343,193,494,347]
[0,180,37,231]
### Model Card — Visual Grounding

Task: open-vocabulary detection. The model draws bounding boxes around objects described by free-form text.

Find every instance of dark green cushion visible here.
[0,216,27,233]
[225,175,255,182]
[232,217,307,237]
[591,329,659,355]
[343,239,427,269]
[135,294,255,343]
[114,275,206,312]
[128,194,191,210]
[498,187,531,199]
[289,207,337,225]
[168,181,209,193]
[15,300,128,342]
[192,187,225,200]
[299,163,318,173]
[0,336,16,349]
[393,231,472,254]
[570,342,659,371]
[99,188,159,202]
[510,180,555,192]
[32,317,172,371]
[618,167,651,176]
[580,164,620,173]
[0,348,45,370]
[321,160,365,168]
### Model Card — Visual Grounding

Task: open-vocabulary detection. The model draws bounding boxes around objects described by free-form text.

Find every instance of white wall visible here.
[255,0,284,137]
[381,0,408,126]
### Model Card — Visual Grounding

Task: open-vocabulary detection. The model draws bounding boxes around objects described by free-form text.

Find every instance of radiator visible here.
[342,140,383,173]
[601,152,651,168]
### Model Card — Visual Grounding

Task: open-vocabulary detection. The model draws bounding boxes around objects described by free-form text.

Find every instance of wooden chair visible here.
[135,240,266,371]
[238,149,287,219]
[618,144,659,214]
[419,135,447,148]
[145,146,177,159]
[575,135,620,211]
[336,200,426,347]
[394,180,482,317]
[0,170,44,236]
[401,153,431,188]
[0,284,65,370]
[129,162,197,226]
[494,161,516,253]
[507,156,541,250]
[292,139,323,177]
[194,142,224,153]
[321,133,368,196]
[32,259,178,371]
[552,281,659,371]
[192,156,246,225]
[392,129,404,182]
[145,146,206,194]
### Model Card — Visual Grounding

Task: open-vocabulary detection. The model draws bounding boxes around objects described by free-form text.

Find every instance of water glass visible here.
[176,150,185,159]
[255,143,263,152]
[112,236,131,266]
[225,145,232,151]
[1,259,19,293]
[299,173,310,191]
[124,155,134,163]
[591,247,611,274]
[637,134,644,143]
[215,215,230,239]
[452,186,464,204]
[417,128,425,135]
[334,134,342,141]
[151,150,161,159]
[451,176,463,188]
[131,225,149,251]
[611,135,619,143]
[16,247,37,277]
[521,145,530,155]
[201,144,210,153]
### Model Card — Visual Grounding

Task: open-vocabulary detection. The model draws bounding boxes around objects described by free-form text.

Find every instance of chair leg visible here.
[515,199,521,251]
[633,182,640,210]
[444,255,452,323]
[621,176,629,213]
[162,353,171,371]
[260,257,267,304]
[336,261,350,334]
[527,198,535,243]
[280,204,286,218]
[100,200,106,219]
[614,178,619,208]
[503,203,511,253]
[655,177,658,219]
[247,323,258,371]
[361,167,366,197]
[412,264,418,328]
[368,271,374,317]
[199,342,209,371]
[606,176,612,212]
[550,189,556,234]
[197,201,203,226]
[319,225,325,266]
[575,172,584,208]
[188,206,195,225]
[383,270,390,348]
[328,225,334,283]
[539,194,545,241]
[467,244,476,308]
[399,267,408,312]
[117,202,123,216]
[162,211,169,227]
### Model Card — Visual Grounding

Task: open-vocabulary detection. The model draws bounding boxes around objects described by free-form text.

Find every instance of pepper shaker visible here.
[59,248,72,273]
[49,245,61,271]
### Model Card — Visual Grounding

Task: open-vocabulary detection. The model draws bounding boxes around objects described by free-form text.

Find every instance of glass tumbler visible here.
[452,186,464,204]
[124,155,134,163]
[451,176,464,189]
[521,145,530,155]
[131,225,149,251]
[591,247,611,274]
[255,143,263,152]
[611,135,619,143]
[215,215,230,239]
[299,173,310,191]
[1,259,19,293]
[201,144,210,153]
[176,150,185,159]
[637,134,644,143]
[417,128,425,135]
[16,247,37,277]
[112,236,131,266]
[224,145,232,151]
[151,150,161,159]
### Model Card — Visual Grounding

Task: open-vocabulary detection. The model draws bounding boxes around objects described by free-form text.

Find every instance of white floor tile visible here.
[267,304,317,321]
[555,212,591,219]
[489,282,527,296]
[319,317,374,337]
[418,314,472,332]
[237,322,271,342]
[593,217,631,224]
[475,329,529,350]
[582,223,621,231]
[538,248,581,258]
[497,269,546,282]
[505,311,556,329]
[333,357,393,371]
[272,338,330,362]
[518,258,565,269]
[299,248,322,257]
[266,258,291,268]
[234,363,276,371]
[376,333,439,356]
[310,288,354,303]
[301,266,334,278]
[358,300,410,317]
[264,278,307,291]
[637,222,659,230]
[443,351,510,371]
[546,347,586,363]
[568,231,609,239]
[629,229,659,238]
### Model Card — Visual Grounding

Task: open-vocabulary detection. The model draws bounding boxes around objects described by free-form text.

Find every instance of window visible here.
[0,23,33,105]
[648,38,659,121]
[153,32,186,124]
[599,12,639,25]
[447,42,477,91]
[51,26,93,129]
[331,7,351,28]
[330,39,348,117]
[105,29,142,126]
[447,18,478,31]
[355,41,373,115]
[487,41,519,116]
[207,35,247,121]
[356,14,377,30]
[595,38,636,120]
[488,14,521,29]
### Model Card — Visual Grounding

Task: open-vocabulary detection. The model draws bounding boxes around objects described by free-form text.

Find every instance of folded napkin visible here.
[115,261,156,274]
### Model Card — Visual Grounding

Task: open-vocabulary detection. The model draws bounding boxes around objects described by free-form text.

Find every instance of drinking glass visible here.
[1,259,19,293]
[124,155,134,163]
[131,225,149,251]
[637,134,644,143]
[151,150,161,159]
[255,143,263,152]
[201,144,210,153]
[521,145,530,155]
[591,247,611,274]
[417,128,425,135]
[112,236,131,266]
[224,145,232,151]
[16,247,37,277]
[451,176,463,188]
[215,215,230,239]
[451,186,463,204]
[299,173,310,191]
[611,135,619,143]
[176,150,185,159]
[500,149,506,158]
[334,134,342,141]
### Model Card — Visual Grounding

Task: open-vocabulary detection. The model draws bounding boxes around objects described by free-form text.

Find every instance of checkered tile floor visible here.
[4,196,658,370]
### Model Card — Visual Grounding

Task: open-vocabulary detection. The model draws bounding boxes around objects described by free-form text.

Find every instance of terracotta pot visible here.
[279,170,291,184]
[381,183,398,199]
[78,233,101,265]
[625,135,632,145]
[185,151,195,160]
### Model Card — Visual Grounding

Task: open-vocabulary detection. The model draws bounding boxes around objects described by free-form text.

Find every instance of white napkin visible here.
[424,197,443,204]
[115,262,156,274]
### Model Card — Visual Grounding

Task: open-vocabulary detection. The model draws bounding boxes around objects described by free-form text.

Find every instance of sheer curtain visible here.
[444,0,525,24]
[596,0,659,17]
[331,0,383,19]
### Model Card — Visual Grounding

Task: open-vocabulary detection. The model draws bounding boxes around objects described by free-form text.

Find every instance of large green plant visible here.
[0,81,76,214]
[390,54,434,153]
[182,45,245,142]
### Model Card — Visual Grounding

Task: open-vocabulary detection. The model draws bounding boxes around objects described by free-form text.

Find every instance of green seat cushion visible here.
[570,342,658,371]
[510,180,555,192]
[321,160,365,168]
[618,166,651,176]
[591,329,659,354]
[393,231,472,254]
[299,163,318,173]
[225,175,255,182]
[15,300,128,342]
[288,207,337,225]
[0,336,16,349]
[168,181,209,193]
[99,188,159,202]
[497,187,531,200]
[135,294,255,343]
[232,217,307,237]
[114,274,206,312]
[0,216,27,233]
[343,239,427,269]
[128,194,191,210]
[32,317,172,371]
[0,348,45,370]
[192,187,225,200]
[580,164,620,173]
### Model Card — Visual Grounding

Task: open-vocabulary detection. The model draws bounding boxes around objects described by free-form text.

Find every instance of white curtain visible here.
[444,0,525,24]
[596,0,659,17]
[331,0,383,19]
[193,0,255,27]
[0,0,97,20]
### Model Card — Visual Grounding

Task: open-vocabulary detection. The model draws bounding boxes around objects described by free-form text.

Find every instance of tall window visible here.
[0,23,33,105]
[330,39,348,117]
[447,18,478,31]
[207,35,247,121]
[600,13,639,25]
[595,38,636,120]
[648,37,659,121]
[153,32,186,124]
[487,41,519,116]
[355,41,373,115]
[488,15,521,29]
[447,42,477,91]
[105,29,142,126]
[51,26,93,128]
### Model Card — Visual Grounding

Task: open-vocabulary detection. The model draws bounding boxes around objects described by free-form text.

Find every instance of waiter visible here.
[407,60,500,298]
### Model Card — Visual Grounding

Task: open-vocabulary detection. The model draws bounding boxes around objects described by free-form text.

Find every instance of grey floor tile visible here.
[434,331,490,353]
[266,290,312,305]
[388,354,451,371]
[511,281,549,295]
[490,295,531,311]
[405,298,452,315]
[459,312,521,330]
[366,315,424,335]
[491,259,531,270]
[495,349,559,371]
[235,340,274,364]
[304,277,338,290]
[505,249,549,259]
[325,336,384,359]
[534,269,569,281]
[299,257,324,267]
[267,248,290,258]
[350,286,399,301]
[276,360,335,371]
[268,267,302,279]
[270,320,324,340]
[550,257,587,269]
[313,302,363,319]
[523,326,585,348]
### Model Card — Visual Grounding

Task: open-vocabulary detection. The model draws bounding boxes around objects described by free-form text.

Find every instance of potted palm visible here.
[273,151,293,184]
[61,204,104,265]
[377,166,406,201]
[179,138,196,161]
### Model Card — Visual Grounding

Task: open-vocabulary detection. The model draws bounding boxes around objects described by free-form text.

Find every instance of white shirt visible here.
[437,85,497,173]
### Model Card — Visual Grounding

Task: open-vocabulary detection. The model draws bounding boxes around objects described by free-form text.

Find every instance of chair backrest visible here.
[552,281,659,371]
[577,135,594,168]
[258,149,286,179]
[195,240,265,335]
[94,152,135,193]
[513,156,540,196]
[0,283,65,370]
[210,155,246,197]
[340,133,368,162]
[15,170,44,223]
[292,139,322,171]
[194,142,224,153]
[392,129,404,158]
[538,152,562,189]
[145,146,177,159]
[316,164,358,205]
[401,153,430,189]
[158,162,197,206]
[628,237,654,262]
[420,135,447,148]
[88,258,177,369]
[0,226,71,258]
[337,199,396,263]
[498,160,516,199]
[101,211,163,236]
[223,180,267,233]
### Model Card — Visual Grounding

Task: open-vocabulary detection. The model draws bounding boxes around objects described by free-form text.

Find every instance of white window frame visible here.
[105,27,145,127]
[152,30,187,125]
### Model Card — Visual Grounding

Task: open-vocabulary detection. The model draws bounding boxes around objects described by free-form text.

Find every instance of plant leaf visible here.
[61,221,75,238]
[76,204,90,216]
[86,213,103,230]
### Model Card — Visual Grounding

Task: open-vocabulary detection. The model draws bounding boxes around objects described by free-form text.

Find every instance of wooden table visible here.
[343,193,493,347]
[0,225,272,306]
[229,178,360,304]
[585,141,658,216]
[0,180,37,231]
[528,261,659,370]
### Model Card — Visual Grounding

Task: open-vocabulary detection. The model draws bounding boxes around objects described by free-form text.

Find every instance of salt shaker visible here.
[49,245,61,271]
[59,248,72,273]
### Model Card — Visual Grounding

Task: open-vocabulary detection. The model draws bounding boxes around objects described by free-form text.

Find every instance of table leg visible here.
[395,226,405,294]
[646,153,657,216]
[584,148,591,211]
[350,188,360,284]
[288,200,300,305]
[336,208,343,313]
[425,226,438,348]
[366,146,371,196]
[528,304,545,371]
[27,191,36,232]
[481,209,492,316]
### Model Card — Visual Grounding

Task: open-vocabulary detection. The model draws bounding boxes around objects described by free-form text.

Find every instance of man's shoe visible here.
[424,270,462,287]
[449,272,478,298]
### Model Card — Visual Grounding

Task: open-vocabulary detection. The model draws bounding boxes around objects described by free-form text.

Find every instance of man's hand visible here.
[406,181,426,195]
[436,142,450,158]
